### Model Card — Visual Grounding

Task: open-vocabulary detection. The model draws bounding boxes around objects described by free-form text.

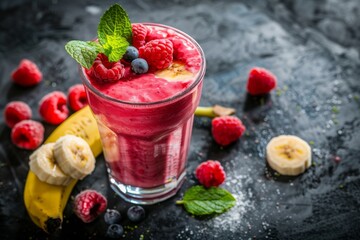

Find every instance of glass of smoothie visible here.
[80,23,205,204]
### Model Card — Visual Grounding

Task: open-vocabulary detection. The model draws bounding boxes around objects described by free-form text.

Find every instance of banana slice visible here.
[266,135,312,176]
[54,135,95,180]
[155,61,194,81]
[29,143,73,186]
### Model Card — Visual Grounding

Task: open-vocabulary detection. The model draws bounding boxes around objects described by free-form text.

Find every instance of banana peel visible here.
[23,106,101,233]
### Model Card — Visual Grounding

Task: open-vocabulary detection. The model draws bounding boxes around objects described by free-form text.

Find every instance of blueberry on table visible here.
[127,205,145,222]
[104,209,122,225]
[106,224,124,238]
[131,58,149,74]
[123,46,139,62]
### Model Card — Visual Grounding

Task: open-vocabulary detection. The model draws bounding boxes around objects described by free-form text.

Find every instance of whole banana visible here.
[23,106,102,233]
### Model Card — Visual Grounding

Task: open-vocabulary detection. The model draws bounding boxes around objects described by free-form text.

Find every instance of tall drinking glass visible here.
[80,23,205,204]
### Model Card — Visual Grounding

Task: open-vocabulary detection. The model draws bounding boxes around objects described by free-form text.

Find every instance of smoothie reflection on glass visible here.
[81,23,205,204]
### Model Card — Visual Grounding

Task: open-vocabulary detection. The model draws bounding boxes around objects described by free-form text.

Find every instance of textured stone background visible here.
[0,0,359,239]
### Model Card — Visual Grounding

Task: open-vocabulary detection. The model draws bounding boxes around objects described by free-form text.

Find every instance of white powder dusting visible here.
[206,174,254,234]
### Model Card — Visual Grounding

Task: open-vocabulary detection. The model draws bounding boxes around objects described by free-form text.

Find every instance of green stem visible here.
[194,107,216,118]
[176,200,184,205]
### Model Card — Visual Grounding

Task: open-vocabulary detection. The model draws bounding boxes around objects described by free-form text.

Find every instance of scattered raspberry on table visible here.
[39,91,69,125]
[212,116,246,146]
[11,120,44,150]
[195,160,226,188]
[67,84,87,111]
[73,190,107,223]
[11,59,43,87]
[4,101,32,128]
[246,67,277,95]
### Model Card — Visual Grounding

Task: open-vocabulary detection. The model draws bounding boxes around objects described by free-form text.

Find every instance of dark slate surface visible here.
[1,0,360,239]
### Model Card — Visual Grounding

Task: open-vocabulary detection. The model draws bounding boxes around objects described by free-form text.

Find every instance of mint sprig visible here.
[98,4,132,45]
[176,185,236,216]
[65,41,104,69]
[65,4,132,68]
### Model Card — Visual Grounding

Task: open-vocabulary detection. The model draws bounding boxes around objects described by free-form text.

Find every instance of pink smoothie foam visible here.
[82,24,204,189]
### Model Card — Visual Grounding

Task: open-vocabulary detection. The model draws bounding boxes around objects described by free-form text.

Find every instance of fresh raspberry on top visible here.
[11,120,44,150]
[39,91,69,125]
[212,116,246,146]
[73,190,107,223]
[68,84,87,111]
[89,54,125,83]
[4,101,32,128]
[139,39,173,70]
[195,160,226,188]
[246,67,277,95]
[132,23,148,49]
[11,59,42,87]
[145,28,168,42]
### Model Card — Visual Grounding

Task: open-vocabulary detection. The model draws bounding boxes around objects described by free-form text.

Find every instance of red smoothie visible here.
[81,23,205,203]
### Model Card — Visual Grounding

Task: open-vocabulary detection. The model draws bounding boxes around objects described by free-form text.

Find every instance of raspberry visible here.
[145,28,168,42]
[169,36,201,71]
[211,116,246,146]
[39,91,69,125]
[139,39,173,70]
[4,101,32,128]
[73,190,107,223]
[11,120,44,150]
[195,160,226,188]
[132,23,148,49]
[246,67,277,95]
[68,84,87,111]
[11,59,42,87]
[89,54,125,83]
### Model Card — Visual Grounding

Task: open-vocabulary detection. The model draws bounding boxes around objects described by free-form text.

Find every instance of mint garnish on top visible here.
[176,185,236,216]
[65,4,132,69]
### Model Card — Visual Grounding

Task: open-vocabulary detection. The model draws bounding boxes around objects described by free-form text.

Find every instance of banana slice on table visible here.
[29,143,73,186]
[266,135,312,176]
[54,135,95,180]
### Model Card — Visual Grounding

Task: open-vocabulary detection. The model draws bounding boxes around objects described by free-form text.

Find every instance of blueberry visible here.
[131,58,149,74]
[106,224,124,238]
[127,206,145,222]
[104,209,121,225]
[123,46,139,62]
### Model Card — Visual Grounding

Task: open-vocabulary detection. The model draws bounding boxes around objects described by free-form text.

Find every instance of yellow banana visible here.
[23,105,102,233]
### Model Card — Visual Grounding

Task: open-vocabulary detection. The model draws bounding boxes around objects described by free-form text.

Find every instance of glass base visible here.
[108,171,186,205]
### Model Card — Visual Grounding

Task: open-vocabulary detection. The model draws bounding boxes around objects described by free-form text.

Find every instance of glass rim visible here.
[80,22,206,107]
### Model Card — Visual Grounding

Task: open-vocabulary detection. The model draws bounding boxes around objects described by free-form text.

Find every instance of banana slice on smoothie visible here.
[155,61,194,81]
[266,135,312,176]
[54,135,95,180]
[29,143,73,186]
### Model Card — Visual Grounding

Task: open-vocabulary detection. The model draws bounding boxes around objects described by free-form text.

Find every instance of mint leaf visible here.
[65,40,103,69]
[176,186,236,216]
[98,4,132,47]
[102,35,129,62]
